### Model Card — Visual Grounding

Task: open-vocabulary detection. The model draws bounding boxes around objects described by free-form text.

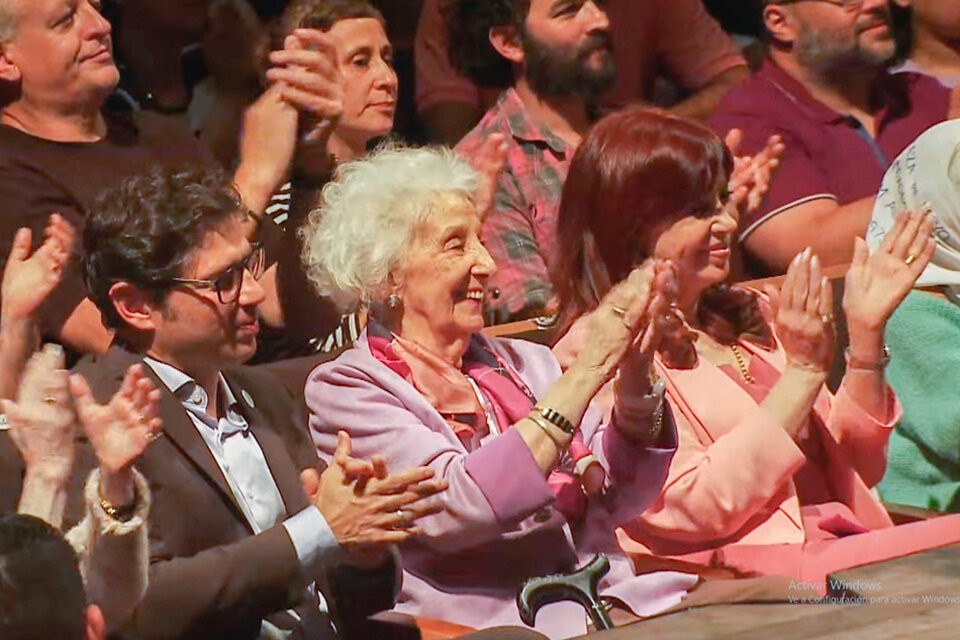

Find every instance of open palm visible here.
[1,215,74,321]
[69,365,162,476]
[843,209,935,331]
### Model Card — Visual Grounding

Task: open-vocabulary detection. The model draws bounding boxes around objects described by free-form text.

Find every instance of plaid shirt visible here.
[456,89,574,325]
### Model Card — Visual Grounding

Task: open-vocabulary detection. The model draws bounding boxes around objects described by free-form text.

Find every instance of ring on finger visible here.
[43,396,58,405]
[820,313,834,325]
[904,254,917,266]
[395,509,411,529]
[146,431,162,443]
[610,305,627,318]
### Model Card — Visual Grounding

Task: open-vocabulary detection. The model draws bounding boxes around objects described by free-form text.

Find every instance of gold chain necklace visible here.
[729,344,756,384]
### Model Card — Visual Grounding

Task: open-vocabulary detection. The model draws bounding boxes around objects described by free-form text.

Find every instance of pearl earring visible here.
[387,294,401,309]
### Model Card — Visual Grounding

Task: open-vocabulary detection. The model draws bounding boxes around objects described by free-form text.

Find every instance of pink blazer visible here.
[305,332,698,638]
[553,311,899,576]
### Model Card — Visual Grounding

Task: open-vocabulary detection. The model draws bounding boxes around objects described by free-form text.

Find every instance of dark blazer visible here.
[62,346,396,640]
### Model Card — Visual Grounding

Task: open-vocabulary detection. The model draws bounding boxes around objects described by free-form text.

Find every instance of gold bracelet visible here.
[99,486,138,522]
[528,411,566,451]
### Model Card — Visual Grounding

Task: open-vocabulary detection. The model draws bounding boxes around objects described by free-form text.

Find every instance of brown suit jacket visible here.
[62,346,397,640]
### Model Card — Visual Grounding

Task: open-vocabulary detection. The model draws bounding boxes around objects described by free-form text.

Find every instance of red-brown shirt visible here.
[709,59,950,245]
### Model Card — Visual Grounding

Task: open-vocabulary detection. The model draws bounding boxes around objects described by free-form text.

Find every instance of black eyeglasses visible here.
[170,243,266,304]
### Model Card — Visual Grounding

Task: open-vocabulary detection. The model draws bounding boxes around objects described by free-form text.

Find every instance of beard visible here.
[521,28,617,99]
[794,9,896,72]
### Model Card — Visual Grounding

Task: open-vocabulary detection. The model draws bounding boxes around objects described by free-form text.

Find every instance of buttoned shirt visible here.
[709,59,950,251]
[143,358,340,575]
[456,89,573,325]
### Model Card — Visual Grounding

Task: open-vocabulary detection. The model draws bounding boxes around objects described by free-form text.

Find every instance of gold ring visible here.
[146,431,162,443]
[396,509,410,528]
[820,314,834,325]
[610,305,627,318]
[43,396,57,405]
[904,254,917,266]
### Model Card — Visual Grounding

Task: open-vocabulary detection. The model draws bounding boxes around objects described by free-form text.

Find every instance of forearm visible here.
[233,163,282,219]
[668,66,749,121]
[761,364,828,438]
[839,325,892,423]
[513,361,607,472]
[0,316,37,400]
[746,196,874,273]
[18,471,68,528]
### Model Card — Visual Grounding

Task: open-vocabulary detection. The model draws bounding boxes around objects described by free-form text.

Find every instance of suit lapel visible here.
[223,372,309,517]
[140,361,249,520]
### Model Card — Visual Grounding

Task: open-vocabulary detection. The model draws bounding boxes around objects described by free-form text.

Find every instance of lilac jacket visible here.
[305,332,698,638]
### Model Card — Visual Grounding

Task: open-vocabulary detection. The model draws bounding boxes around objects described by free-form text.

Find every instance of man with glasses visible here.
[709,0,951,276]
[64,164,448,640]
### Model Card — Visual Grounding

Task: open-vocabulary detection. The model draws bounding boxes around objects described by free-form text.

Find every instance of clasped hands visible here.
[301,431,447,567]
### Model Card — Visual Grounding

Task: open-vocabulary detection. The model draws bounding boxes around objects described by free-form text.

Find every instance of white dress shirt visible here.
[143,358,340,632]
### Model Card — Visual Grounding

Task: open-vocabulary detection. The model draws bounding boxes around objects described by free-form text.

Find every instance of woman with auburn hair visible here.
[551,107,960,586]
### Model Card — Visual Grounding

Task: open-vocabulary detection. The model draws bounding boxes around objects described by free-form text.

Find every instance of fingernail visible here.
[811,254,820,269]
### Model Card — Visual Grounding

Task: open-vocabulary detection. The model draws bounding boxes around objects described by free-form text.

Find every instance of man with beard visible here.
[453,0,620,324]
[709,0,952,276]
[416,0,749,145]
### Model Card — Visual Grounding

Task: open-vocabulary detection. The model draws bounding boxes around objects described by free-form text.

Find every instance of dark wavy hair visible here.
[84,164,244,331]
[551,108,773,352]
[445,0,530,88]
[0,514,87,640]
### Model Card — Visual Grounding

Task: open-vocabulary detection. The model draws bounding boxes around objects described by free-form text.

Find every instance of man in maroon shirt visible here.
[710,0,952,275]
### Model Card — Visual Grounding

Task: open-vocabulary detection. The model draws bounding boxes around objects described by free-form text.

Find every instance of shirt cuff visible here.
[283,506,343,574]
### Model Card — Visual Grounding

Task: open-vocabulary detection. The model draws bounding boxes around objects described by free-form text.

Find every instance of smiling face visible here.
[393,193,496,350]
[789,0,896,71]
[328,17,397,153]
[146,219,265,379]
[650,196,739,299]
[1,0,119,111]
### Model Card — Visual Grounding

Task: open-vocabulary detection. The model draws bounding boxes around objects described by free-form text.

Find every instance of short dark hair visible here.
[84,164,244,330]
[446,0,531,88]
[0,514,87,640]
[275,0,385,44]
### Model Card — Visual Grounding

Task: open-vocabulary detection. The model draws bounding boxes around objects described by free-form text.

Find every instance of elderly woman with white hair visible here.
[300,145,700,638]
[870,119,960,512]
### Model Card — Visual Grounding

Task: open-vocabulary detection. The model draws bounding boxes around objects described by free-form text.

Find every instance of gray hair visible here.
[300,144,480,310]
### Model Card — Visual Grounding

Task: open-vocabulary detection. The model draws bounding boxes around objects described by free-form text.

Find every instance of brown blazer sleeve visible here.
[122,524,308,640]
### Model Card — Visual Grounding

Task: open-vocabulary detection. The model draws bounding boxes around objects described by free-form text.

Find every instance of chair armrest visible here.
[369,611,479,639]
[883,501,942,524]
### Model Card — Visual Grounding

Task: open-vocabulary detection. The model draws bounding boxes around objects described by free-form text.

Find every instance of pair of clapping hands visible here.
[302,432,447,566]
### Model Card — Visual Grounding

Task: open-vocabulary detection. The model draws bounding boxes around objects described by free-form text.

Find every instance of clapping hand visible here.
[267,29,344,144]
[1,215,74,324]
[765,248,835,375]
[843,209,935,336]
[305,431,447,563]
[725,129,784,214]
[69,365,162,508]
[3,344,75,487]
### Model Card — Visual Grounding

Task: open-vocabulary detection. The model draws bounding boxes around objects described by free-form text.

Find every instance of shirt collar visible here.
[496,88,571,156]
[758,58,905,127]
[142,357,245,424]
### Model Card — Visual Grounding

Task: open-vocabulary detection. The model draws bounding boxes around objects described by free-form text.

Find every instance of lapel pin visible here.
[241,389,256,408]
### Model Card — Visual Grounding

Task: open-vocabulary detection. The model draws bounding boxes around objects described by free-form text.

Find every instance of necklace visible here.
[729,344,756,384]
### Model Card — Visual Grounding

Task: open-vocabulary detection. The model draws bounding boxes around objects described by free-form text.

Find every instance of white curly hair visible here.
[300,144,480,310]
